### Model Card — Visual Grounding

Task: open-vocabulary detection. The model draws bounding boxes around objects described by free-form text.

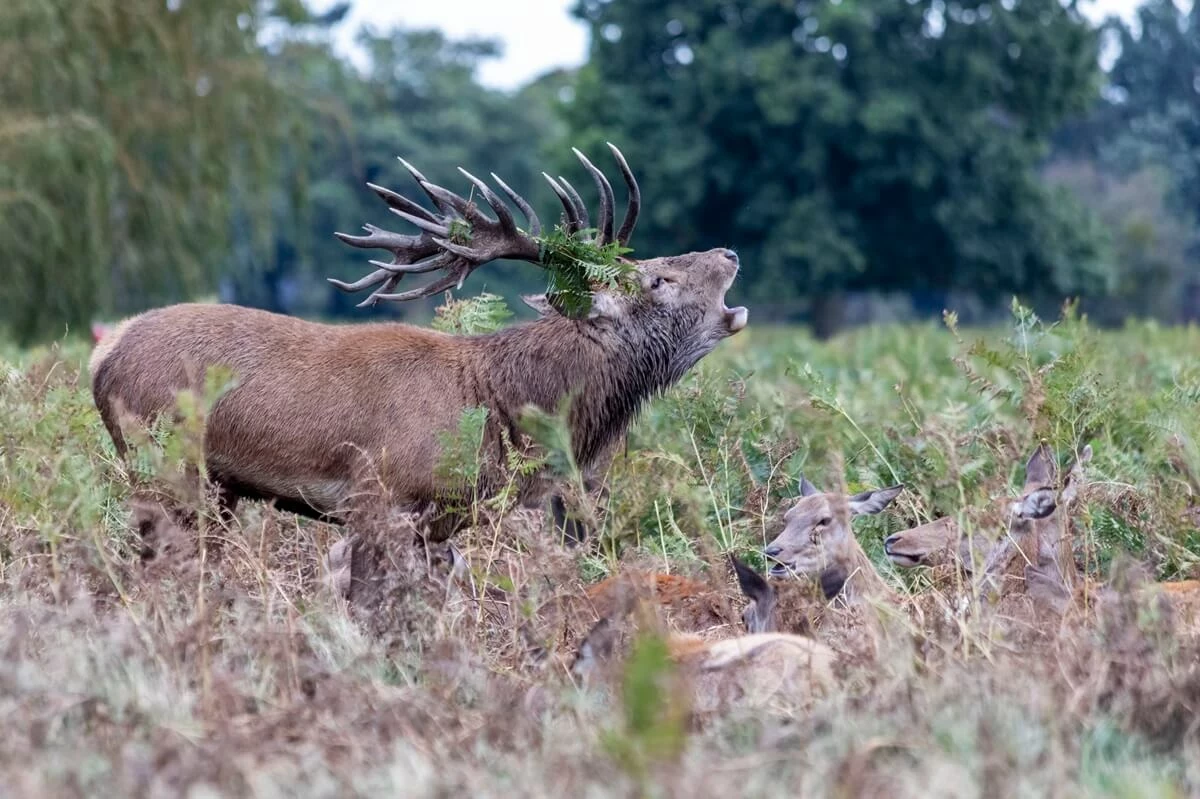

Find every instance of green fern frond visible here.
[534,224,636,318]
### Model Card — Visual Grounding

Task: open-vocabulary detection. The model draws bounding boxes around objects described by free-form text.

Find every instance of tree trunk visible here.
[810,292,846,340]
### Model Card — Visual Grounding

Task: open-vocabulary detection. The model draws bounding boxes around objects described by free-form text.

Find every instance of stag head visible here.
[330,144,748,354]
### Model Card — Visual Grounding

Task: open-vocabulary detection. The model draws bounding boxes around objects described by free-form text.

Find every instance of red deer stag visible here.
[90,145,749,542]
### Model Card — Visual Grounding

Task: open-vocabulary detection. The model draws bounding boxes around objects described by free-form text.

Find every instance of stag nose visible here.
[763,545,782,559]
[722,248,739,264]
[883,534,899,552]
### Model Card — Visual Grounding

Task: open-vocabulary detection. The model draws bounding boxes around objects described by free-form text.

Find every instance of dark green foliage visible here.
[565,0,1109,314]
[536,224,637,318]
[430,293,513,336]
[0,0,307,343]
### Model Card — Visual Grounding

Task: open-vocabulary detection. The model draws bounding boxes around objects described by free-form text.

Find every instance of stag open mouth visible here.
[723,304,749,333]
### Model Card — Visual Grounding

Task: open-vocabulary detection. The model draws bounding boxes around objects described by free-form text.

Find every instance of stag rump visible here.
[90,145,748,542]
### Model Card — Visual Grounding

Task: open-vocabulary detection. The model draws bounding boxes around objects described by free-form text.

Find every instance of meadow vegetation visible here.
[2,301,1199,796]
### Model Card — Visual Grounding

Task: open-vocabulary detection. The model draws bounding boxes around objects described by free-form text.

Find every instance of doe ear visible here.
[1024,443,1056,488]
[798,475,821,497]
[1060,444,1093,505]
[847,484,905,516]
[730,555,772,604]
[570,617,619,680]
[1076,443,1094,466]
[731,555,777,633]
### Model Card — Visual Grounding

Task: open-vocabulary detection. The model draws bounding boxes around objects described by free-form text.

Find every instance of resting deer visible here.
[884,517,974,573]
[579,473,908,647]
[757,476,909,661]
[570,574,838,720]
[90,145,748,543]
[993,444,1200,638]
[762,476,905,603]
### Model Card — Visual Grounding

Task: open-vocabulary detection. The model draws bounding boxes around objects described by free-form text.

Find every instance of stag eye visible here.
[650,276,670,290]
[818,516,832,527]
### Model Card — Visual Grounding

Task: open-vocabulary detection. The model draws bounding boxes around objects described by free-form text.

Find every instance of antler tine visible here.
[327,254,451,294]
[607,142,641,246]
[557,176,591,232]
[334,224,436,255]
[458,168,517,236]
[397,156,453,216]
[335,156,544,306]
[371,269,467,304]
[366,182,438,223]
[388,207,451,237]
[490,172,541,237]
[418,178,496,229]
[572,147,614,245]
[355,273,403,307]
[327,267,393,294]
[368,255,453,275]
[543,173,584,233]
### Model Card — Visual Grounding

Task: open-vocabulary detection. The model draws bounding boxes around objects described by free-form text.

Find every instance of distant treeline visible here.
[1,0,1196,342]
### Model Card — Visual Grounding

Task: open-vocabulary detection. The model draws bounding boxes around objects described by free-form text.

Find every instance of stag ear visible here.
[587,290,628,320]
[522,294,556,317]
[798,475,821,497]
[847,484,904,516]
[1024,443,1056,488]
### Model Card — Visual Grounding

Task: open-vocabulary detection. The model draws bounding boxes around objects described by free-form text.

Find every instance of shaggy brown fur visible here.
[91,247,745,541]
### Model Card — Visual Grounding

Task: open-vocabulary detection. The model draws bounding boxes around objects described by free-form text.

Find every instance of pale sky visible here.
[313,0,1152,91]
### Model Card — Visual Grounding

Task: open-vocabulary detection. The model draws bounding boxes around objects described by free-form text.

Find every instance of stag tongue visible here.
[723,304,749,333]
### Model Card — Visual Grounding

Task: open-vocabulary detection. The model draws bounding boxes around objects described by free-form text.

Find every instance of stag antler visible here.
[331,144,640,307]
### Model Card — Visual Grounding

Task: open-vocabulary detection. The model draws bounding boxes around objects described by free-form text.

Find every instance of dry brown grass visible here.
[5,314,1200,796]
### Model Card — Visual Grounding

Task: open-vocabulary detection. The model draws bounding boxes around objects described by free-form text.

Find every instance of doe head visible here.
[762,476,904,582]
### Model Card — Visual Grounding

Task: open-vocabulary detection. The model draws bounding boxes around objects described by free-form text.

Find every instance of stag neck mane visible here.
[475,304,698,468]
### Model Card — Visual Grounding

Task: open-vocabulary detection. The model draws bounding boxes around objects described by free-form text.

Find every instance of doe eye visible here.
[818,516,832,527]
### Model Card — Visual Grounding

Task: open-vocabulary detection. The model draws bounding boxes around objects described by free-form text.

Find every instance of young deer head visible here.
[980,443,1093,610]
[883,516,1000,578]
[762,476,905,601]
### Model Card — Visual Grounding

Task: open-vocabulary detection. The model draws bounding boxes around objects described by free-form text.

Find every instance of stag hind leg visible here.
[549,474,610,547]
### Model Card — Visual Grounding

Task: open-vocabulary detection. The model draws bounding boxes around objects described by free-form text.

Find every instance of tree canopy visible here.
[1,0,1196,342]
[563,0,1109,323]
[0,0,318,343]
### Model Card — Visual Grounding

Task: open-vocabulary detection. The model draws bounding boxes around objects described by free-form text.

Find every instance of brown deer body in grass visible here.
[583,570,739,637]
[570,572,838,720]
[990,445,1200,638]
[90,146,748,542]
